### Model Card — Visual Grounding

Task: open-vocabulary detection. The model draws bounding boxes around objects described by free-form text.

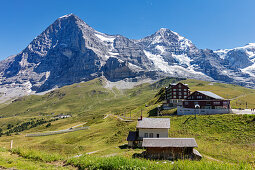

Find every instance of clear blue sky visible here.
[0,0,255,60]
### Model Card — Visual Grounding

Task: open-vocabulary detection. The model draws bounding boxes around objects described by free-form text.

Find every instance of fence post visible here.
[10,140,13,149]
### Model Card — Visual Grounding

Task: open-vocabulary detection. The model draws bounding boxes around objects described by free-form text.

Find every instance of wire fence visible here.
[25,126,89,137]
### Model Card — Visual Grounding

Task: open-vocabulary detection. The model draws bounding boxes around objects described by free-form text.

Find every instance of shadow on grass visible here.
[148,108,158,117]
[132,152,146,159]
[118,144,129,149]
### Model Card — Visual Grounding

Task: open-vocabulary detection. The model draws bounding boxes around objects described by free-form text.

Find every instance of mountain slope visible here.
[215,43,255,77]
[1,14,255,102]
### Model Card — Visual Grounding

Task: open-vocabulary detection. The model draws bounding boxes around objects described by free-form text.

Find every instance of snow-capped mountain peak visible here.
[1,14,255,103]
[59,13,76,19]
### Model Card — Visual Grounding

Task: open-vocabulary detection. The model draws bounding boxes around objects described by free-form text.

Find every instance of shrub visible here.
[45,123,51,128]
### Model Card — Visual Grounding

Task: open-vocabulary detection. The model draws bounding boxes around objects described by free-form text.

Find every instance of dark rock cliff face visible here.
[0,14,255,99]
[223,50,253,70]
[101,57,138,81]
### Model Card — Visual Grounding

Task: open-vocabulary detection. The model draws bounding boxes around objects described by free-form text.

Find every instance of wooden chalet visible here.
[127,118,170,148]
[142,138,202,160]
[177,91,231,115]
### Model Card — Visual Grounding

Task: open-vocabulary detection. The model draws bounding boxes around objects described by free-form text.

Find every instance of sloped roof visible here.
[136,118,170,129]
[170,83,189,88]
[127,131,137,141]
[197,91,224,99]
[142,138,198,148]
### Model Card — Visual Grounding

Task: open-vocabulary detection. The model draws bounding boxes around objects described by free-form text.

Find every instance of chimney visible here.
[138,115,142,121]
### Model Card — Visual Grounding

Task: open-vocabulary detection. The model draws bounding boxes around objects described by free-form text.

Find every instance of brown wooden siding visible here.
[145,147,194,160]
[166,83,190,100]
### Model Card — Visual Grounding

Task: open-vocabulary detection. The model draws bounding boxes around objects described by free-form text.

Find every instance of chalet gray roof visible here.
[142,138,198,148]
[197,91,224,99]
[136,118,170,129]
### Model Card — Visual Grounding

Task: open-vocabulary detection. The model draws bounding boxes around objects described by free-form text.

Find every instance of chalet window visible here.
[197,96,202,99]
[179,92,182,95]
[173,96,176,99]
[184,89,187,91]
[185,102,189,105]
[184,92,187,95]
[179,96,182,99]
[173,89,176,91]
[149,133,153,138]
[178,89,181,91]
[213,102,220,105]
[178,84,181,88]
[223,101,228,105]
[215,106,223,109]
[144,133,148,138]
[173,92,176,95]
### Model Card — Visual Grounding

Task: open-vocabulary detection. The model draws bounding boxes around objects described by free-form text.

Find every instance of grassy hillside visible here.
[0,77,254,169]
[0,77,170,118]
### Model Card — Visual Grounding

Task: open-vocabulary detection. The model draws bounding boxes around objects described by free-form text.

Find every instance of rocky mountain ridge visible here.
[0,14,254,102]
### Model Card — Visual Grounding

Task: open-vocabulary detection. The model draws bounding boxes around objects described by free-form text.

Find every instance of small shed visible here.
[137,118,170,139]
[127,131,140,147]
[127,118,170,148]
[142,138,202,160]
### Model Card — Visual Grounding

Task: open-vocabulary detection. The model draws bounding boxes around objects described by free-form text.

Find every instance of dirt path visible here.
[71,122,87,128]
[86,150,100,155]
[203,155,223,162]
[105,114,134,122]
[26,124,89,137]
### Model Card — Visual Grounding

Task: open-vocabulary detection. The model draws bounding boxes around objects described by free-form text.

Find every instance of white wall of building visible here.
[138,128,168,138]
[177,106,231,115]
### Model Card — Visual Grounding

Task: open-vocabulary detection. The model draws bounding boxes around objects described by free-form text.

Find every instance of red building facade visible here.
[165,82,190,104]
[182,91,230,109]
